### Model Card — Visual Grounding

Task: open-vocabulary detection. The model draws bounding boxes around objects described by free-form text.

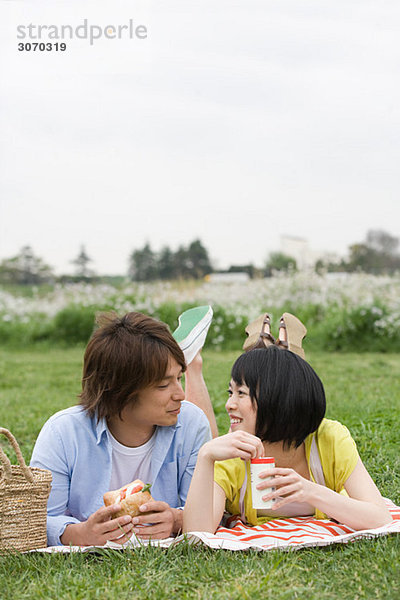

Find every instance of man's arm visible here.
[30,419,81,545]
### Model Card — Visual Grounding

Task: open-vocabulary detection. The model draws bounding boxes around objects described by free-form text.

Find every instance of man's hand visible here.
[131,501,182,539]
[60,504,133,546]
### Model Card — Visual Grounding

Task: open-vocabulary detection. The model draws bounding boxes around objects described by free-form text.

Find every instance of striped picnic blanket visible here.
[183,498,400,551]
[34,498,400,553]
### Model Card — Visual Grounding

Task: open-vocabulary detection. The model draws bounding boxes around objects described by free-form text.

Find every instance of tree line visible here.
[128,240,212,281]
[317,230,400,275]
[0,240,213,285]
[0,230,399,285]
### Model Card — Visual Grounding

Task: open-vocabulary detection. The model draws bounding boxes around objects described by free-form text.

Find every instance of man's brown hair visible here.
[79,311,186,421]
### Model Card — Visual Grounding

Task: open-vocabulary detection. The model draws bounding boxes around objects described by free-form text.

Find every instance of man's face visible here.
[120,358,185,433]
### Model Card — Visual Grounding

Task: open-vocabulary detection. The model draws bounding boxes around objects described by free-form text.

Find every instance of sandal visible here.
[276,312,307,359]
[243,313,275,351]
[275,316,289,350]
[243,311,307,358]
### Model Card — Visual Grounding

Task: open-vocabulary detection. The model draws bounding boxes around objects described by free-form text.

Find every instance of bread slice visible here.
[103,479,153,518]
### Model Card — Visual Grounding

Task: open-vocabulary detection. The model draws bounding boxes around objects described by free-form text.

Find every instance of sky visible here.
[0,0,399,275]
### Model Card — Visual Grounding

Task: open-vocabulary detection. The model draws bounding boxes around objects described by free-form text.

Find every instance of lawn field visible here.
[0,347,399,599]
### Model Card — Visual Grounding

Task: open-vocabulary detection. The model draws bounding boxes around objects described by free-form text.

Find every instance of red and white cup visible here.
[250,457,275,510]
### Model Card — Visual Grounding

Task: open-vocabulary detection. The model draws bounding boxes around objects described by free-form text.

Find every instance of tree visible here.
[71,245,94,279]
[0,246,54,285]
[265,252,297,276]
[228,264,259,278]
[128,243,158,281]
[366,229,399,255]
[128,239,213,281]
[347,230,400,274]
[172,245,192,279]
[186,239,213,279]
[158,246,176,280]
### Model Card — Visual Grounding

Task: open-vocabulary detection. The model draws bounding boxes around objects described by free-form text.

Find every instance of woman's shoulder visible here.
[316,418,354,441]
[214,458,245,499]
[308,418,358,464]
[305,418,356,455]
[311,420,359,491]
[214,457,245,477]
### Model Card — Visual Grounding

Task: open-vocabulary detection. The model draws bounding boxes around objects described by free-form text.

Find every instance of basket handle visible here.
[0,427,34,484]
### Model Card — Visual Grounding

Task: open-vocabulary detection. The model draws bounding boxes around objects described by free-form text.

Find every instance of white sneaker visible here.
[173,306,213,365]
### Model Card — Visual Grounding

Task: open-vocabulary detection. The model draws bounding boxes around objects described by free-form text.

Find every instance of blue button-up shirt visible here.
[30,401,211,546]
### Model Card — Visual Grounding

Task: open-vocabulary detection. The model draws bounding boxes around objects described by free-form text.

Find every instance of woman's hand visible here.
[130,501,181,539]
[60,504,133,546]
[257,467,315,508]
[200,431,264,463]
[257,460,393,530]
[183,432,260,535]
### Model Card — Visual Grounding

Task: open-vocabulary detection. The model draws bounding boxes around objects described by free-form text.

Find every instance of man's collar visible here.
[95,415,108,445]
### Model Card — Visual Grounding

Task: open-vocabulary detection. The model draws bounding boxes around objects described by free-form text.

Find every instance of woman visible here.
[31,311,212,546]
[183,345,392,533]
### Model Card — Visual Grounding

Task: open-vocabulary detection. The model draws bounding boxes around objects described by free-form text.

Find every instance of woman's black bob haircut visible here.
[231,345,326,448]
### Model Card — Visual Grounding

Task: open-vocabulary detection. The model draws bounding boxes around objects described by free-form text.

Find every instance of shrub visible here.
[51,305,97,345]
[313,303,400,352]
[0,314,53,346]
[1,276,400,351]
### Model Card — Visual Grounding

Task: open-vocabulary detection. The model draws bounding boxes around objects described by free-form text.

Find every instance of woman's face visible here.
[225,379,257,435]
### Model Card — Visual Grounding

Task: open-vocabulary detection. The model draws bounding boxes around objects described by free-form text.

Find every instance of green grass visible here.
[0,348,399,599]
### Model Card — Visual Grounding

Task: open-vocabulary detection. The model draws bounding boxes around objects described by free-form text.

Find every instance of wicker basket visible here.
[0,428,52,553]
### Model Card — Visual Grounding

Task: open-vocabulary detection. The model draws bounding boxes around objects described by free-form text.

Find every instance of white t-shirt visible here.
[108,429,156,491]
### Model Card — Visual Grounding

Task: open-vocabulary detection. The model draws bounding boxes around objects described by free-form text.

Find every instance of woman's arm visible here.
[183,432,264,533]
[183,447,226,533]
[340,459,392,527]
[259,459,392,530]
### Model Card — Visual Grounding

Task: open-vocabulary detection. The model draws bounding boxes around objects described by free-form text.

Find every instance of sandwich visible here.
[103,479,153,518]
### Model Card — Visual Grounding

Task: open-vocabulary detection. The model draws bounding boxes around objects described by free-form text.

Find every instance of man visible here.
[31,310,213,546]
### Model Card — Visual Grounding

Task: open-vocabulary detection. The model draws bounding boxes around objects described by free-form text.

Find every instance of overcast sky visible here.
[1,0,399,274]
